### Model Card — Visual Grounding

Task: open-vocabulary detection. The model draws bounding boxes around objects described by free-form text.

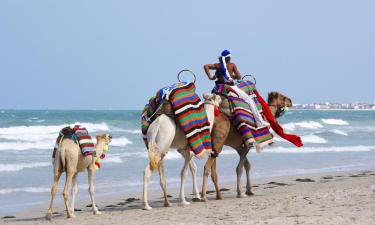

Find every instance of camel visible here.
[201,92,292,201]
[46,133,112,219]
[142,93,221,210]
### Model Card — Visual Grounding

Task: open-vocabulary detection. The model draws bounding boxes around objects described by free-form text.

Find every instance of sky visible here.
[0,0,374,109]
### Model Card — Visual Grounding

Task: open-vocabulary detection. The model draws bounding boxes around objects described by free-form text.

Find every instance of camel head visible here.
[95,133,112,159]
[267,92,293,119]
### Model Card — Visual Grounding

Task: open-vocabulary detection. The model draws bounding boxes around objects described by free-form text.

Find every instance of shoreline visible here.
[3,169,375,224]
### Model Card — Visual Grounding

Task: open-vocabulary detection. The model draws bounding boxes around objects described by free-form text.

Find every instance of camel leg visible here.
[158,160,172,207]
[87,168,101,215]
[142,164,153,210]
[63,171,75,218]
[179,150,191,206]
[46,170,62,220]
[235,147,248,198]
[210,158,223,200]
[178,149,200,201]
[70,173,78,215]
[201,156,214,202]
[244,157,254,196]
[189,159,201,201]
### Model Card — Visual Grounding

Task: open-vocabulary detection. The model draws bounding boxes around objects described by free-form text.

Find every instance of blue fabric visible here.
[221,50,231,57]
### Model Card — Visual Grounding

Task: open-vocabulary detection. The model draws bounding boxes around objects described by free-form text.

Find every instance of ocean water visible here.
[0,109,375,214]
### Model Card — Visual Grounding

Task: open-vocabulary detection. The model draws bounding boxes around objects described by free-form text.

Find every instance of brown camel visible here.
[201,92,292,201]
[46,133,112,220]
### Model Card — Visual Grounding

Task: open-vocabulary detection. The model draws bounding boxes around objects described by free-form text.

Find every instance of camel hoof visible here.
[143,204,152,210]
[216,195,224,200]
[93,211,102,215]
[67,214,76,219]
[246,191,254,196]
[201,197,208,202]
[45,213,52,221]
[192,197,201,202]
[163,202,173,207]
[237,193,247,198]
[180,201,190,206]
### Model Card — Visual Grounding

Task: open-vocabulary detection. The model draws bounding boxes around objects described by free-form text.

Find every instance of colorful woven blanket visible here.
[213,81,274,151]
[53,125,96,157]
[141,82,212,157]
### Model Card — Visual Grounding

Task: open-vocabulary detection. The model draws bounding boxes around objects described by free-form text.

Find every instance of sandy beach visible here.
[3,170,375,225]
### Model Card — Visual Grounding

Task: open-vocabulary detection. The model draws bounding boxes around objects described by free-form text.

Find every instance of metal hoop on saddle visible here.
[177,69,197,84]
[242,74,257,86]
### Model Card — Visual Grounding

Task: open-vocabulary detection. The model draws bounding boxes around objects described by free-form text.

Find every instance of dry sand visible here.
[3,170,375,225]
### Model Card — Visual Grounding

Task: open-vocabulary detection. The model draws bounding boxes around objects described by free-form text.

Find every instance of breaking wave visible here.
[330,129,348,136]
[265,145,375,153]
[301,135,328,144]
[110,137,133,147]
[0,187,50,195]
[0,162,50,172]
[0,141,53,151]
[321,119,349,125]
[282,121,324,131]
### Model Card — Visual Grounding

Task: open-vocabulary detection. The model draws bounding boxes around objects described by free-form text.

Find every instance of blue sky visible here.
[0,0,374,109]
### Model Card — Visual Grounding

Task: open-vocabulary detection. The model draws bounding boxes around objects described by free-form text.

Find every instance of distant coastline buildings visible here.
[293,102,375,110]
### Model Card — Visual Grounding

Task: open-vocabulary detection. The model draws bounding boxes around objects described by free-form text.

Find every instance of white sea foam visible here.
[121,129,141,134]
[0,122,111,151]
[0,162,50,172]
[0,133,57,142]
[0,141,53,151]
[321,119,349,126]
[0,122,109,137]
[104,156,123,163]
[301,135,328,144]
[110,137,133,147]
[282,121,324,131]
[330,129,348,136]
[164,151,183,160]
[0,187,50,194]
[266,145,375,153]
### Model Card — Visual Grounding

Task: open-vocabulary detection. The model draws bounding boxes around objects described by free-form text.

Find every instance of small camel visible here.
[142,93,221,210]
[201,92,292,201]
[46,133,112,219]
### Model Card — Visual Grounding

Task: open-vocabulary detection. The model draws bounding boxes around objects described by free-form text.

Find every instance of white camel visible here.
[46,133,112,219]
[142,93,221,210]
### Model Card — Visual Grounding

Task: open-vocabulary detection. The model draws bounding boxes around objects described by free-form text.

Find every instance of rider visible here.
[204,50,241,84]
[204,50,269,128]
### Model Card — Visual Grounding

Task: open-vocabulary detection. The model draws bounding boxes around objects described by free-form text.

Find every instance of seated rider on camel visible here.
[203,50,270,128]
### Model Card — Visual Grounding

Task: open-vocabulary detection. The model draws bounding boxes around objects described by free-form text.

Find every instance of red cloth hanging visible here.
[254,90,303,147]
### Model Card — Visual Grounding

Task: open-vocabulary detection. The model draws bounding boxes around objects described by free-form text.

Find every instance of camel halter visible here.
[94,144,109,171]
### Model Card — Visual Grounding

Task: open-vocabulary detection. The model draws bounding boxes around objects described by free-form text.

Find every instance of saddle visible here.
[155,100,174,117]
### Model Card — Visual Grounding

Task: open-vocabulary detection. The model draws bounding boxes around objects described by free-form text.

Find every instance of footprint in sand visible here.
[296,178,315,182]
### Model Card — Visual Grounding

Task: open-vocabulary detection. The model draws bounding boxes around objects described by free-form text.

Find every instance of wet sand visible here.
[3,171,375,225]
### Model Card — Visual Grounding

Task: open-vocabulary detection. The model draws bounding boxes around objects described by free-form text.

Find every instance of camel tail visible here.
[148,141,158,171]
[59,146,66,171]
[147,120,161,171]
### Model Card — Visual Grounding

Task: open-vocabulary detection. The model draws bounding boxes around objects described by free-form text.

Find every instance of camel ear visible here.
[96,134,105,141]
[202,93,213,100]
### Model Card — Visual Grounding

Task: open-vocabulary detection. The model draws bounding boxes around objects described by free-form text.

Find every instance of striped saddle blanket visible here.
[53,125,96,157]
[213,80,274,151]
[141,82,212,157]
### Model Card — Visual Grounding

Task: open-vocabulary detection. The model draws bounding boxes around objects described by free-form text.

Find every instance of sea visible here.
[0,109,374,214]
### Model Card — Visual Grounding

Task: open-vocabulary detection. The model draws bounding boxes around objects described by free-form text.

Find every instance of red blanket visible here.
[254,90,303,147]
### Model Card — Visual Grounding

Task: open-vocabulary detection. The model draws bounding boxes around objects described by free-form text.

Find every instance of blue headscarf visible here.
[219,50,233,83]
